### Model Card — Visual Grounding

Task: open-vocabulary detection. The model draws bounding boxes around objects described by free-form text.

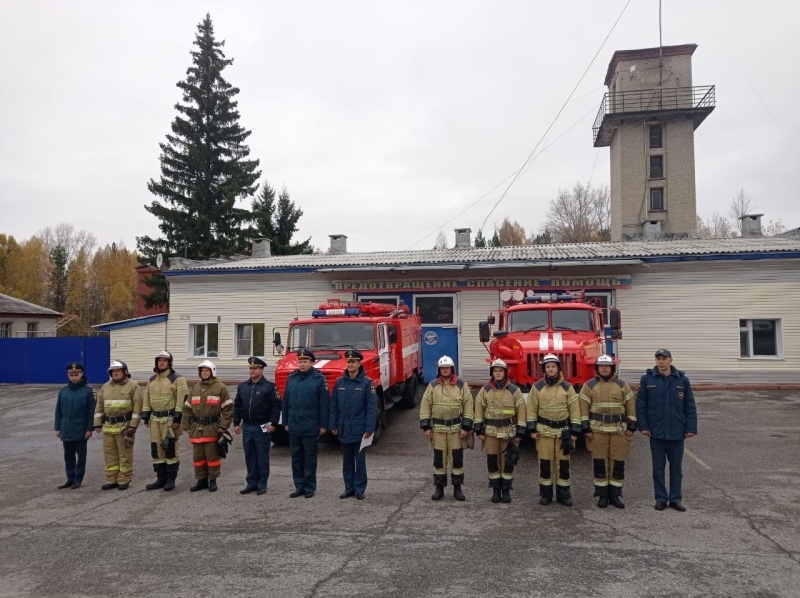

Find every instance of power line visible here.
[479,0,632,231]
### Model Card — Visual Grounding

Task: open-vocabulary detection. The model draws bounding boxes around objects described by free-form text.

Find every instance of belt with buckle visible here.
[432,417,463,426]
[590,412,625,424]
[106,412,133,424]
[537,417,569,428]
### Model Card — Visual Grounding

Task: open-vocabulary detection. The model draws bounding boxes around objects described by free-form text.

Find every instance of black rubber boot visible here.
[609,486,625,509]
[146,463,167,490]
[596,484,609,508]
[490,479,502,504]
[451,473,465,501]
[556,485,573,507]
[190,478,209,492]
[501,478,512,504]
[539,484,553,505]
[163,463,178,492]
[208,480,218,492]
[431,474,446,501]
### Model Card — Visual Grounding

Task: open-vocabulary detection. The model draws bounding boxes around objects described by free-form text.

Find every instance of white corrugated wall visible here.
[110,321,167,380]
[459,290,500,382]
[616,259,800,384]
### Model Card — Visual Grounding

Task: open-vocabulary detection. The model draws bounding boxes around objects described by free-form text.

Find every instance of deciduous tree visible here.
[542,183,610,243]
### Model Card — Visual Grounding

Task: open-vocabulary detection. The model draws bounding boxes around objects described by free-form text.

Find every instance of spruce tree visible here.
[490,230,502,247]
[251,181,313,255]
[137,14,261,306]
[474,229,487,248]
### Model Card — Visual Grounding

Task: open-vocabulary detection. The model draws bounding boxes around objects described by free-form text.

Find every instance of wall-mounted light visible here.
[548,264,557,271]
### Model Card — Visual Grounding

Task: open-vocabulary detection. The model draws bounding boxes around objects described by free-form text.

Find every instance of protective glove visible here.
[122,426,136,448]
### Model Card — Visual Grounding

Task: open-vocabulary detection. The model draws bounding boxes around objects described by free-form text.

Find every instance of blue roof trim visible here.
[164,267,316,276]
[641,252,800,263]
[95,314,168,331]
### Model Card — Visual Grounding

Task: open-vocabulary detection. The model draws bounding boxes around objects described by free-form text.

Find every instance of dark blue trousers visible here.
[290,434,319,494]
[649,437,685,502]
[341,441,368,495]
[242,423,271,491]
[62,439,88,483]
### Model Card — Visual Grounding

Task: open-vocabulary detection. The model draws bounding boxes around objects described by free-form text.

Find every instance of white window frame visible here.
[413,293,458,326]
[739,318,783,360]
[234,323,266,357]
[189,323,220,358]
[26,322,38,338]
[0,322,11,338]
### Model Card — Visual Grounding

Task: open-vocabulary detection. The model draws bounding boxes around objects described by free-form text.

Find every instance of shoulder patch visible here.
[560,381,571,392]
[586,379,599,390]
[614,378,625,389]
[370,383,376,395]
[483,384,492,393]
[149,374,157,382]
[508,383,520,394]
[168,371,178,384]
[455,380,465,389]
[533,380,546,391]
[430,380,440,388]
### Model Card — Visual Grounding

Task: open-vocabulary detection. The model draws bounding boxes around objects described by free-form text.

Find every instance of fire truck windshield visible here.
[289,322,376,351]
[509,309,594,332]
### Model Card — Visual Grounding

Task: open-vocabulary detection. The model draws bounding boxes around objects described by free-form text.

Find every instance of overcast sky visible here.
[1,0,798,254]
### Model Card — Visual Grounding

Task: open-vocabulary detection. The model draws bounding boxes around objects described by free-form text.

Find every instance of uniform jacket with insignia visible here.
[473,379,528,439]
[329,367,379,443]
[55,377,96,442]
[234,375,282,426]
[181,378,233,443]
[527,375,581,437]
[419,375,474,433]
[281,368,330,436]
[579,376,637,434]
[636,366,697,440]
[94,378,143,434]
[142,369,188,424]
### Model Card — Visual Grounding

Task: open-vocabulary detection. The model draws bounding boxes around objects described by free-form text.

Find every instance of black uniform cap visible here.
[654,348,672,358]
[66,362,85,372]
[344,349,364,361]
[248,356,267,368]
[296,348,316,361]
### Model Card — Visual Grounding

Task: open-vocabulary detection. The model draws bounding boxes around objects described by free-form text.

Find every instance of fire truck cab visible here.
[479,290,622,391]
[273,300,422,442]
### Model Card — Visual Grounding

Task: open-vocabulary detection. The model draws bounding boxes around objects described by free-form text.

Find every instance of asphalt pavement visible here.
[1,384,799,597]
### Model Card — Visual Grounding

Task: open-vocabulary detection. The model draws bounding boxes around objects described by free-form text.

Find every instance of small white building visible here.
[101,232,800,386]
[0,294,61,338]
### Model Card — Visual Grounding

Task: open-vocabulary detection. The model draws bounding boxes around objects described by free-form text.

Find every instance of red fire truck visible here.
[478,291,622,391]
[273,300,422,443]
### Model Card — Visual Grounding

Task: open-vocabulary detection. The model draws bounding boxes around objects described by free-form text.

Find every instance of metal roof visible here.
[0,293,62,316]
[164,237,800,273]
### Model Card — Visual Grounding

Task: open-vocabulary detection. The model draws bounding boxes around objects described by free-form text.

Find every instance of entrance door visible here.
[378,323,390,388]
[414,294,459,382]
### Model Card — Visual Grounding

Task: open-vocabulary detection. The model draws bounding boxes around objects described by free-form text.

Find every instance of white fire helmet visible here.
[595,354,615,367]
[154,350,173,371]
[108,360,130,378]
[437,355,455,368]
[540,353,561,366]
[490,358,508,370]
[198,360,217,377]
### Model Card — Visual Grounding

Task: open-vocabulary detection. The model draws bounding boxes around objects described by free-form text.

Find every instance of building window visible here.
[0,323,10,338]
[358,295,400,306]
[236,323,265,357]
[650,188,664,211]
[739,319,782,358]
[26,323,38,338]
[649,124,663,148]
[414,295,455,325]
[649,155,663,179]
[191,323,219,357]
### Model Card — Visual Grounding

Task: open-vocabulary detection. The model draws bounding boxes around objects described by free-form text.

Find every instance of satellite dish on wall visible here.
[156,253,163,269]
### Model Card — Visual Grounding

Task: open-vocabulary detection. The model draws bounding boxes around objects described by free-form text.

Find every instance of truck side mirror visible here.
[487,315,496,325]
[273,332,284,355]
[479,321,491,343]
[389,329,397,344]
[609,308,622,340]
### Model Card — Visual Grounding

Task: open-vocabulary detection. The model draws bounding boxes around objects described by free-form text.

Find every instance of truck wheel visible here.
[399,375,419,409]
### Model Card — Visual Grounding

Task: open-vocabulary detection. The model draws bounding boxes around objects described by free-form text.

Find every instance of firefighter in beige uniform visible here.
[579,354,637,509]
[182,360,233,492]
[528,353,581,506]
[473,359,530,504]
[93,360,143,490]
[419,355,474,501]
[142,350,188,492]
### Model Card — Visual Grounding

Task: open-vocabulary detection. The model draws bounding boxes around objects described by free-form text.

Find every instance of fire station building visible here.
[99,230,800,386]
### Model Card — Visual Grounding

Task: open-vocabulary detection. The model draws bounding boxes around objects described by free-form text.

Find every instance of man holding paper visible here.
[330,350,379,500]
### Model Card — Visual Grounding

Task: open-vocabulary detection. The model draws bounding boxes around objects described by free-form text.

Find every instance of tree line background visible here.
[1,14,787,334]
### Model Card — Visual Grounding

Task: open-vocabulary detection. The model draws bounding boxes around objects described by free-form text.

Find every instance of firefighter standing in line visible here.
[579,354,637,509]
[473,358,529,504]
[181,360,233,493]
[419,355,474,501]
[94,360,143,490]
[142,350,188,492]
[528,353,581,506]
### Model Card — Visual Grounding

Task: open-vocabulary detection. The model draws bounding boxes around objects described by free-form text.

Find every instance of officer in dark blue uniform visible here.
[282,348,329,498]
[54,362,96,489]
[330,350,379,500]
[234,357,282,496]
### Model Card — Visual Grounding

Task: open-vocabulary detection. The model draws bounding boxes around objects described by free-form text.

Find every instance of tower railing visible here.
[593,85,715,144]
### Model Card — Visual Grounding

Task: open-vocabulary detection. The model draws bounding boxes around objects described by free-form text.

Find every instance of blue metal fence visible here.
[0,336,110,384]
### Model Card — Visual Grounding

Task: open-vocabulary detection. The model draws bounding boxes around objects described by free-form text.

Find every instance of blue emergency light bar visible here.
[523,293,574,303]
[312,308,361,318]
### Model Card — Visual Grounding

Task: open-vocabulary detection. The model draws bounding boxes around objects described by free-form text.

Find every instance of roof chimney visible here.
[329,234,348,254]
[251,238,271,258]
[739,213,763,237]
[454,228,472,248]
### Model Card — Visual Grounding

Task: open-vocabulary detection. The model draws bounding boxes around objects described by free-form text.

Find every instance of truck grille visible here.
[527,352,578,381]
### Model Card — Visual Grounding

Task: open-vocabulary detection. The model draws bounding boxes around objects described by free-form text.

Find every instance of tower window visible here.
[650,188,664,211]
[649,125,663,148]
[649,155,663,179]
